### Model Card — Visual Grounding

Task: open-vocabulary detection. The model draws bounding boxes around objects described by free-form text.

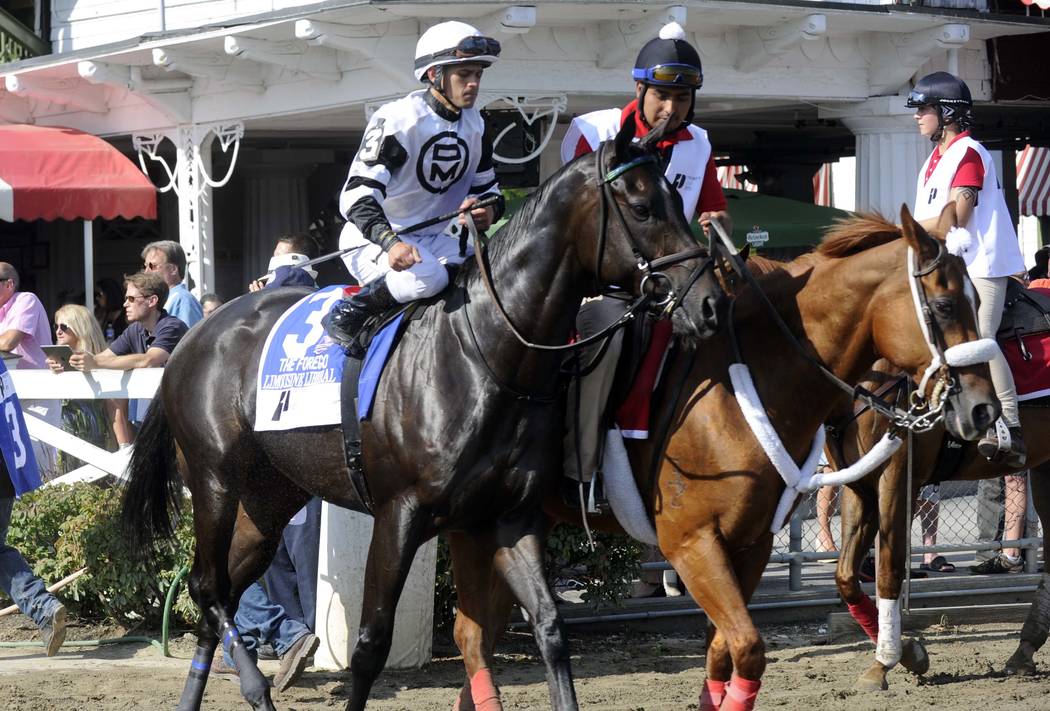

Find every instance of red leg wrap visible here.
[699,678,726,711]
[720,674,761,711]
[470,668,502,711]
[847,595,880,642]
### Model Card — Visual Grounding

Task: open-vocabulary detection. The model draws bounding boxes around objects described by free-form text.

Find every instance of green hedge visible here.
[5,484,641,633]
[4,484,198,626]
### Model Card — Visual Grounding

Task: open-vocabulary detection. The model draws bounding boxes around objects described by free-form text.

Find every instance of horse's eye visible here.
[630,203,651,220]
[933,298,954,318]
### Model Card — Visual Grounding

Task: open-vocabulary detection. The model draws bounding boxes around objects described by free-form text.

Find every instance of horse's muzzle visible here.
[673,269,726,344]
[943,384,999,441]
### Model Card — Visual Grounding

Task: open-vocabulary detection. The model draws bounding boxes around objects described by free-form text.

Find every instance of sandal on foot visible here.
[918,555,956,573]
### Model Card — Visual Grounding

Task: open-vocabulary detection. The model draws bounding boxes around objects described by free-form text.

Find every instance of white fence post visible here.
[313,502,437,670]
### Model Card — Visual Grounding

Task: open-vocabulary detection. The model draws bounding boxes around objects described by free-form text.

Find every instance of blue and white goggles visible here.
[632,63,703,88]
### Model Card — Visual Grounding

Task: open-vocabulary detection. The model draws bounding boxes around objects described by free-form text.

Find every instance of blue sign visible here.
[0,360,40,496]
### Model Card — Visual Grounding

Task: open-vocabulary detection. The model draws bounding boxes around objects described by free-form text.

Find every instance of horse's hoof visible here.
[1004,649,1037,676]
[854,664,889,692]
[899,637,930,676]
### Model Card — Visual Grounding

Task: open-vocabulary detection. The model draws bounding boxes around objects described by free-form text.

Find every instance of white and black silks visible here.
[338,89,504,252]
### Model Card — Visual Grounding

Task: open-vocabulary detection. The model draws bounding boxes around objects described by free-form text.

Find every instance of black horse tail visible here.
[120,396,182,550]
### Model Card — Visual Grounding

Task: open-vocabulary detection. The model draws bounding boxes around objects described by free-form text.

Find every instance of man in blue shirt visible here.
[71,272,188,371]
[141,240,203,327]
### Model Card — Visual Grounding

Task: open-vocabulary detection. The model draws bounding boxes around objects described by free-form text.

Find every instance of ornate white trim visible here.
[133,133,180,194]
[478,93,567,166]
[132,121,243,198]
[194,122,243,189]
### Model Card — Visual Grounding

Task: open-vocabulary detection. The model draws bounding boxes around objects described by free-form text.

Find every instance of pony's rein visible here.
[466,145,708,354]
[712,220,975,434]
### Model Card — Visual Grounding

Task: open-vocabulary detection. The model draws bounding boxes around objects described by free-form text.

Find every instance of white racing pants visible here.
[339,223,473,304]
[972,276,1020,427]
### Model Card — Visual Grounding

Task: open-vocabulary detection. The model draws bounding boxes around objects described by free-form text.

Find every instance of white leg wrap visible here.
[875,597,902,668]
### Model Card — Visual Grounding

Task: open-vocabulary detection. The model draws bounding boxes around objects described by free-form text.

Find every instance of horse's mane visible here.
[482,168,565,266]
[746,254,786,276]
[817,213,902,259]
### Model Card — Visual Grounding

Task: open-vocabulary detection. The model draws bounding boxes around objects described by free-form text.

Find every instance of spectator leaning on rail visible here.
[141,240,203,328]
[46,304,134,452]
[0,262,67,655]
[68,272,188,373]
[0,262,62,472]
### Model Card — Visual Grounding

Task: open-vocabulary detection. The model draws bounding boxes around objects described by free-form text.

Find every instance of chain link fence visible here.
[775,474,1043,593]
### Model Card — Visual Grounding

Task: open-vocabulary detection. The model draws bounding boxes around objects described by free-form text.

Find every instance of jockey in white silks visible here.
[323,21,505,356]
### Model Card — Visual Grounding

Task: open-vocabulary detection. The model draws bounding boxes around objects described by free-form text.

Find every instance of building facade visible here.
[0,0,1047,305]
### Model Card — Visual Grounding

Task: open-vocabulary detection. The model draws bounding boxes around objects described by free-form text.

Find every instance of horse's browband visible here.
[602,154,657,184]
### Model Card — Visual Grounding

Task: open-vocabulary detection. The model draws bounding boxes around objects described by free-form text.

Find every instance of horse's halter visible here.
[722,230,995,434]
[592,140,713,319]
[467,140,715,356]
[904,241,998,430]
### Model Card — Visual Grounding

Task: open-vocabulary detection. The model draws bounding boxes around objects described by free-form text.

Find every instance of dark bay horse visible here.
[118,120,726,711]
[828,359,1050,691]
[449,206,999,711]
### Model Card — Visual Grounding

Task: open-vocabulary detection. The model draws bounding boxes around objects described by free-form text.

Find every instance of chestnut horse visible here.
[449,206,999,711]
[827,360,1050,691]
[118,120,726,711]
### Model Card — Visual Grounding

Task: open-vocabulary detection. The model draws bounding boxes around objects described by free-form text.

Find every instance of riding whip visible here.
[253,194,502,283]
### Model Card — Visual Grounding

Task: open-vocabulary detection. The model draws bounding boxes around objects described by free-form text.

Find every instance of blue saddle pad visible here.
[358,313,405,420]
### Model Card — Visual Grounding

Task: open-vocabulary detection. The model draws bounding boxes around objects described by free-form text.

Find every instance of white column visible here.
[175,125,215,295]
[313,503,438,671]
[831,97,930,221]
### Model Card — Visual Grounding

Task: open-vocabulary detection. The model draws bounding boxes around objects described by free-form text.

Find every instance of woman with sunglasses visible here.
[323,20,506,355]
[907,71,1027,468]
[46,305,134,466]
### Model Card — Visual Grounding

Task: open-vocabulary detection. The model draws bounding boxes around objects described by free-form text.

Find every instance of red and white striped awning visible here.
[813,163,832,207]
[0,125,156,222]
[1017,145,1050,217]
[717,164,757,192]
[719,162,834,206]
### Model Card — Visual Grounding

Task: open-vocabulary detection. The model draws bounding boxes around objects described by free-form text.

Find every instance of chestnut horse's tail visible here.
[120,396,182,550]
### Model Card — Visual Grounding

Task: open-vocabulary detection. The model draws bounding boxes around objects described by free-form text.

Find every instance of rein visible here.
[711,219,976,434]
[460,140,713,401]
[468,143,710,354]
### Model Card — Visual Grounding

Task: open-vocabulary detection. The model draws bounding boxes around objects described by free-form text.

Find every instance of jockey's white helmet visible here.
[413,21,501,82]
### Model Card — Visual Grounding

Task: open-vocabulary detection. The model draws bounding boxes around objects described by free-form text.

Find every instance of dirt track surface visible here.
[1,620,1049,710]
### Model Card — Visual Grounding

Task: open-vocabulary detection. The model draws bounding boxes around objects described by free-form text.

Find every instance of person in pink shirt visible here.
[0,263,61,477]
[0,263,52,370]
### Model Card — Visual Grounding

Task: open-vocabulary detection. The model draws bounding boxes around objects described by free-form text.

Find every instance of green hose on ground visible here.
[161,564,191,657]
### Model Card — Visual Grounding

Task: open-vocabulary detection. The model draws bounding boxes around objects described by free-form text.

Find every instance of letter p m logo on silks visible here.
[0,360,40,496]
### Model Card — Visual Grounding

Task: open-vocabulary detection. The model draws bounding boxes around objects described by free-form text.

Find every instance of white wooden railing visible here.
[10,368,163,486]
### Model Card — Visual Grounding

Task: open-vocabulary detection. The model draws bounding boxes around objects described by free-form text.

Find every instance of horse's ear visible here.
[935,201,958,238]
[900,203,940,263]
[739,243,752,262]
[637,116,672,152]
[613,113,638,165]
